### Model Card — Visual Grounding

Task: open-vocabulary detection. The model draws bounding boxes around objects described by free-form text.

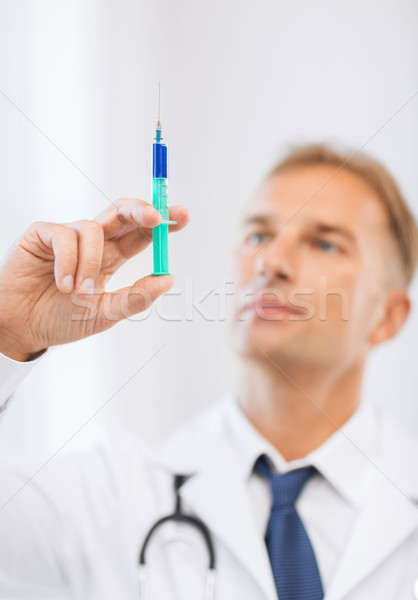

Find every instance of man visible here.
[0,144,417,599]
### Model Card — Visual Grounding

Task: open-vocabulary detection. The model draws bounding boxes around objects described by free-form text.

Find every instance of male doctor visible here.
[0,144,417,600]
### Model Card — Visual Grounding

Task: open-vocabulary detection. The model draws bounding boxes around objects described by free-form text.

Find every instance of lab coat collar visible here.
[152,395,418,600]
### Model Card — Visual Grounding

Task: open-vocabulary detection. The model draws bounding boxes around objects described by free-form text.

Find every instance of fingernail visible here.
[132,206,144,222]
[62,275,74,292]
[80,278,94,293]
[134,205,161,225]
[145,206,162,224]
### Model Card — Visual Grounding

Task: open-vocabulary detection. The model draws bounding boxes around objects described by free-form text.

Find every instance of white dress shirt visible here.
[223,395,379,592]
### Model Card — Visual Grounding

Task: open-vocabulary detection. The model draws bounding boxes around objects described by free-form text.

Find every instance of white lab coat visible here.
[0,388,418,599]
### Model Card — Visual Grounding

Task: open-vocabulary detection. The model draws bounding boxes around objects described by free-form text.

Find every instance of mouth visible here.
[251,301,304,318]
[240,287,306,320]
[239,290,307,319]
[258,302,295,313]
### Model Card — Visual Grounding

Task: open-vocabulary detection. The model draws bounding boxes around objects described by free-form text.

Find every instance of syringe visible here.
[152,87,176,275]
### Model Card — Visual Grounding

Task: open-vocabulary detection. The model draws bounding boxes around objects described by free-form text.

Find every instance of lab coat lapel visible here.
[325,476,418,600]
[326,413,418,600]
[179,436,277,600]
[152,398,278,600]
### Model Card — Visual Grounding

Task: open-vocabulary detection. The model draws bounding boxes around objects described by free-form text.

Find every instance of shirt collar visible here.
[225,394,378,509]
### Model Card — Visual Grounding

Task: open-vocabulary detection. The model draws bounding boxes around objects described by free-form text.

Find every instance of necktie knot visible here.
[254,454,317,508]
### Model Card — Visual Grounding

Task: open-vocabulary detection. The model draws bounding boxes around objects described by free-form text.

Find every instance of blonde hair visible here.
[266,144,418,287]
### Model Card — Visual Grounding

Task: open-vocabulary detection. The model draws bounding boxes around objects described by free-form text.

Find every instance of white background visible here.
[0,0,417,468]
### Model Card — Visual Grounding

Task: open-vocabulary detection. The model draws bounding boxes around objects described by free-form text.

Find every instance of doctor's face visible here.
[229,164,398,370]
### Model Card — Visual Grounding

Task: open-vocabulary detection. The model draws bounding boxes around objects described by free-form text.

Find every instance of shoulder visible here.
[0,395,232,500]
[0,426,150,516]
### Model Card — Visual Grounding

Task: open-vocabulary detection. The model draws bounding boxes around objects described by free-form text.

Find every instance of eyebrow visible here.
[241,214,357,245]
[241,214,272,227]
[311,223,356,245]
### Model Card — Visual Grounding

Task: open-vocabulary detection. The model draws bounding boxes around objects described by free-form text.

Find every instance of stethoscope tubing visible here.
[138,474,217,599]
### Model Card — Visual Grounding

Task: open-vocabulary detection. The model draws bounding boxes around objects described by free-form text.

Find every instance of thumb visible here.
[96,274,175,327]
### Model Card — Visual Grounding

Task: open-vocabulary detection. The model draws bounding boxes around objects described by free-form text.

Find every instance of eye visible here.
[245,232,270,246]
[314,239,339,253]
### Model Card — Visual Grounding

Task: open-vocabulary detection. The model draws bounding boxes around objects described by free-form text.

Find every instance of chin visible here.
[230,325,296,363]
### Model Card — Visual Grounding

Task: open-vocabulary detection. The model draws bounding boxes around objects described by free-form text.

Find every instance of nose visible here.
[254,229,296,282]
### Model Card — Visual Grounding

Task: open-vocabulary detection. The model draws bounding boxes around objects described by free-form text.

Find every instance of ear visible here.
[368,288,411,346]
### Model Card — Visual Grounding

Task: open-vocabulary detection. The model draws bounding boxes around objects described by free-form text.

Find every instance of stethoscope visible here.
[138,476,418,600]
[138,474,217,599]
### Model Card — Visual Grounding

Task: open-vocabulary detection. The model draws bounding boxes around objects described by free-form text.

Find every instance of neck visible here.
[235,356,366,461]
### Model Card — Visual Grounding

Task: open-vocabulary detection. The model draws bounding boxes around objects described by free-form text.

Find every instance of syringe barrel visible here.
[152,178,169,274]
[152,132,170,274]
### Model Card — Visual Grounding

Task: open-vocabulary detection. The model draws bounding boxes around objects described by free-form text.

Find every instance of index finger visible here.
[94,198,162,240]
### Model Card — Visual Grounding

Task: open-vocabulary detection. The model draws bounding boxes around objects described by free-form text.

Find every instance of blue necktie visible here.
[254,455,324,600]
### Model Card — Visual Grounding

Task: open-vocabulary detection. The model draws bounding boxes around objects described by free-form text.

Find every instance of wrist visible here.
[0,331,46,363]
[0,347,44,362]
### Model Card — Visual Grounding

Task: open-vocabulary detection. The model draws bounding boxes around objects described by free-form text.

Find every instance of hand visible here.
[0,198,189,361]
